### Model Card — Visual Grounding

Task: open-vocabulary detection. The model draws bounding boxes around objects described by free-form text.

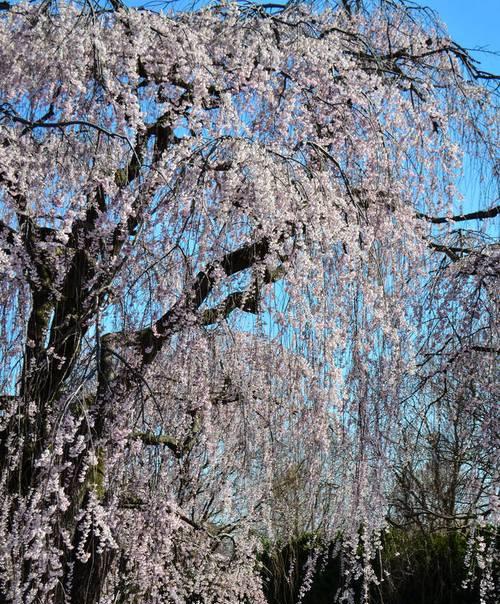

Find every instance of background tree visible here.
[0,1,497,603]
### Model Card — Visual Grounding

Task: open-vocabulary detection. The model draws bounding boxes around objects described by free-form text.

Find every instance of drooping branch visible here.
[0,107,135,149]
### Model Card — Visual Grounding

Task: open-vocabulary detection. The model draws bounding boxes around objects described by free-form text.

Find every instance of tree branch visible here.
[125,237,274,367]
[201,264,286,326]
[132,431,181,456]
[1,107,134,150]
[417,205,500,224]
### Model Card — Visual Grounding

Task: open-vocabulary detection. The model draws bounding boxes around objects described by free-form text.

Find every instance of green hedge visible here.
[259,530,487,604]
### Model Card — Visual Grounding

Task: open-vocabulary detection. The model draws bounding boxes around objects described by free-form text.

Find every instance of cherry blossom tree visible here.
[0,1,497,602]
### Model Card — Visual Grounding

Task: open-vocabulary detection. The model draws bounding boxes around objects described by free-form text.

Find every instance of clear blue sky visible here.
[427,0,499,73]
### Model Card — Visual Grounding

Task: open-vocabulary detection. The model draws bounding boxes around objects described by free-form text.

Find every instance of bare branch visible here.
[417,205,500,224]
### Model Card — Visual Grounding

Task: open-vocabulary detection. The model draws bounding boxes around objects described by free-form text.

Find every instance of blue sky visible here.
[427,0,499,73]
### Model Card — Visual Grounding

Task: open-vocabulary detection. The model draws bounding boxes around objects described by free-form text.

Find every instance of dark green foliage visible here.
[260,533,359,604]
[370,530,480,604]
[259,530,489,604]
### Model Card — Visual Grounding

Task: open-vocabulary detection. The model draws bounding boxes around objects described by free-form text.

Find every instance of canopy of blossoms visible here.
[0,1,497,602]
